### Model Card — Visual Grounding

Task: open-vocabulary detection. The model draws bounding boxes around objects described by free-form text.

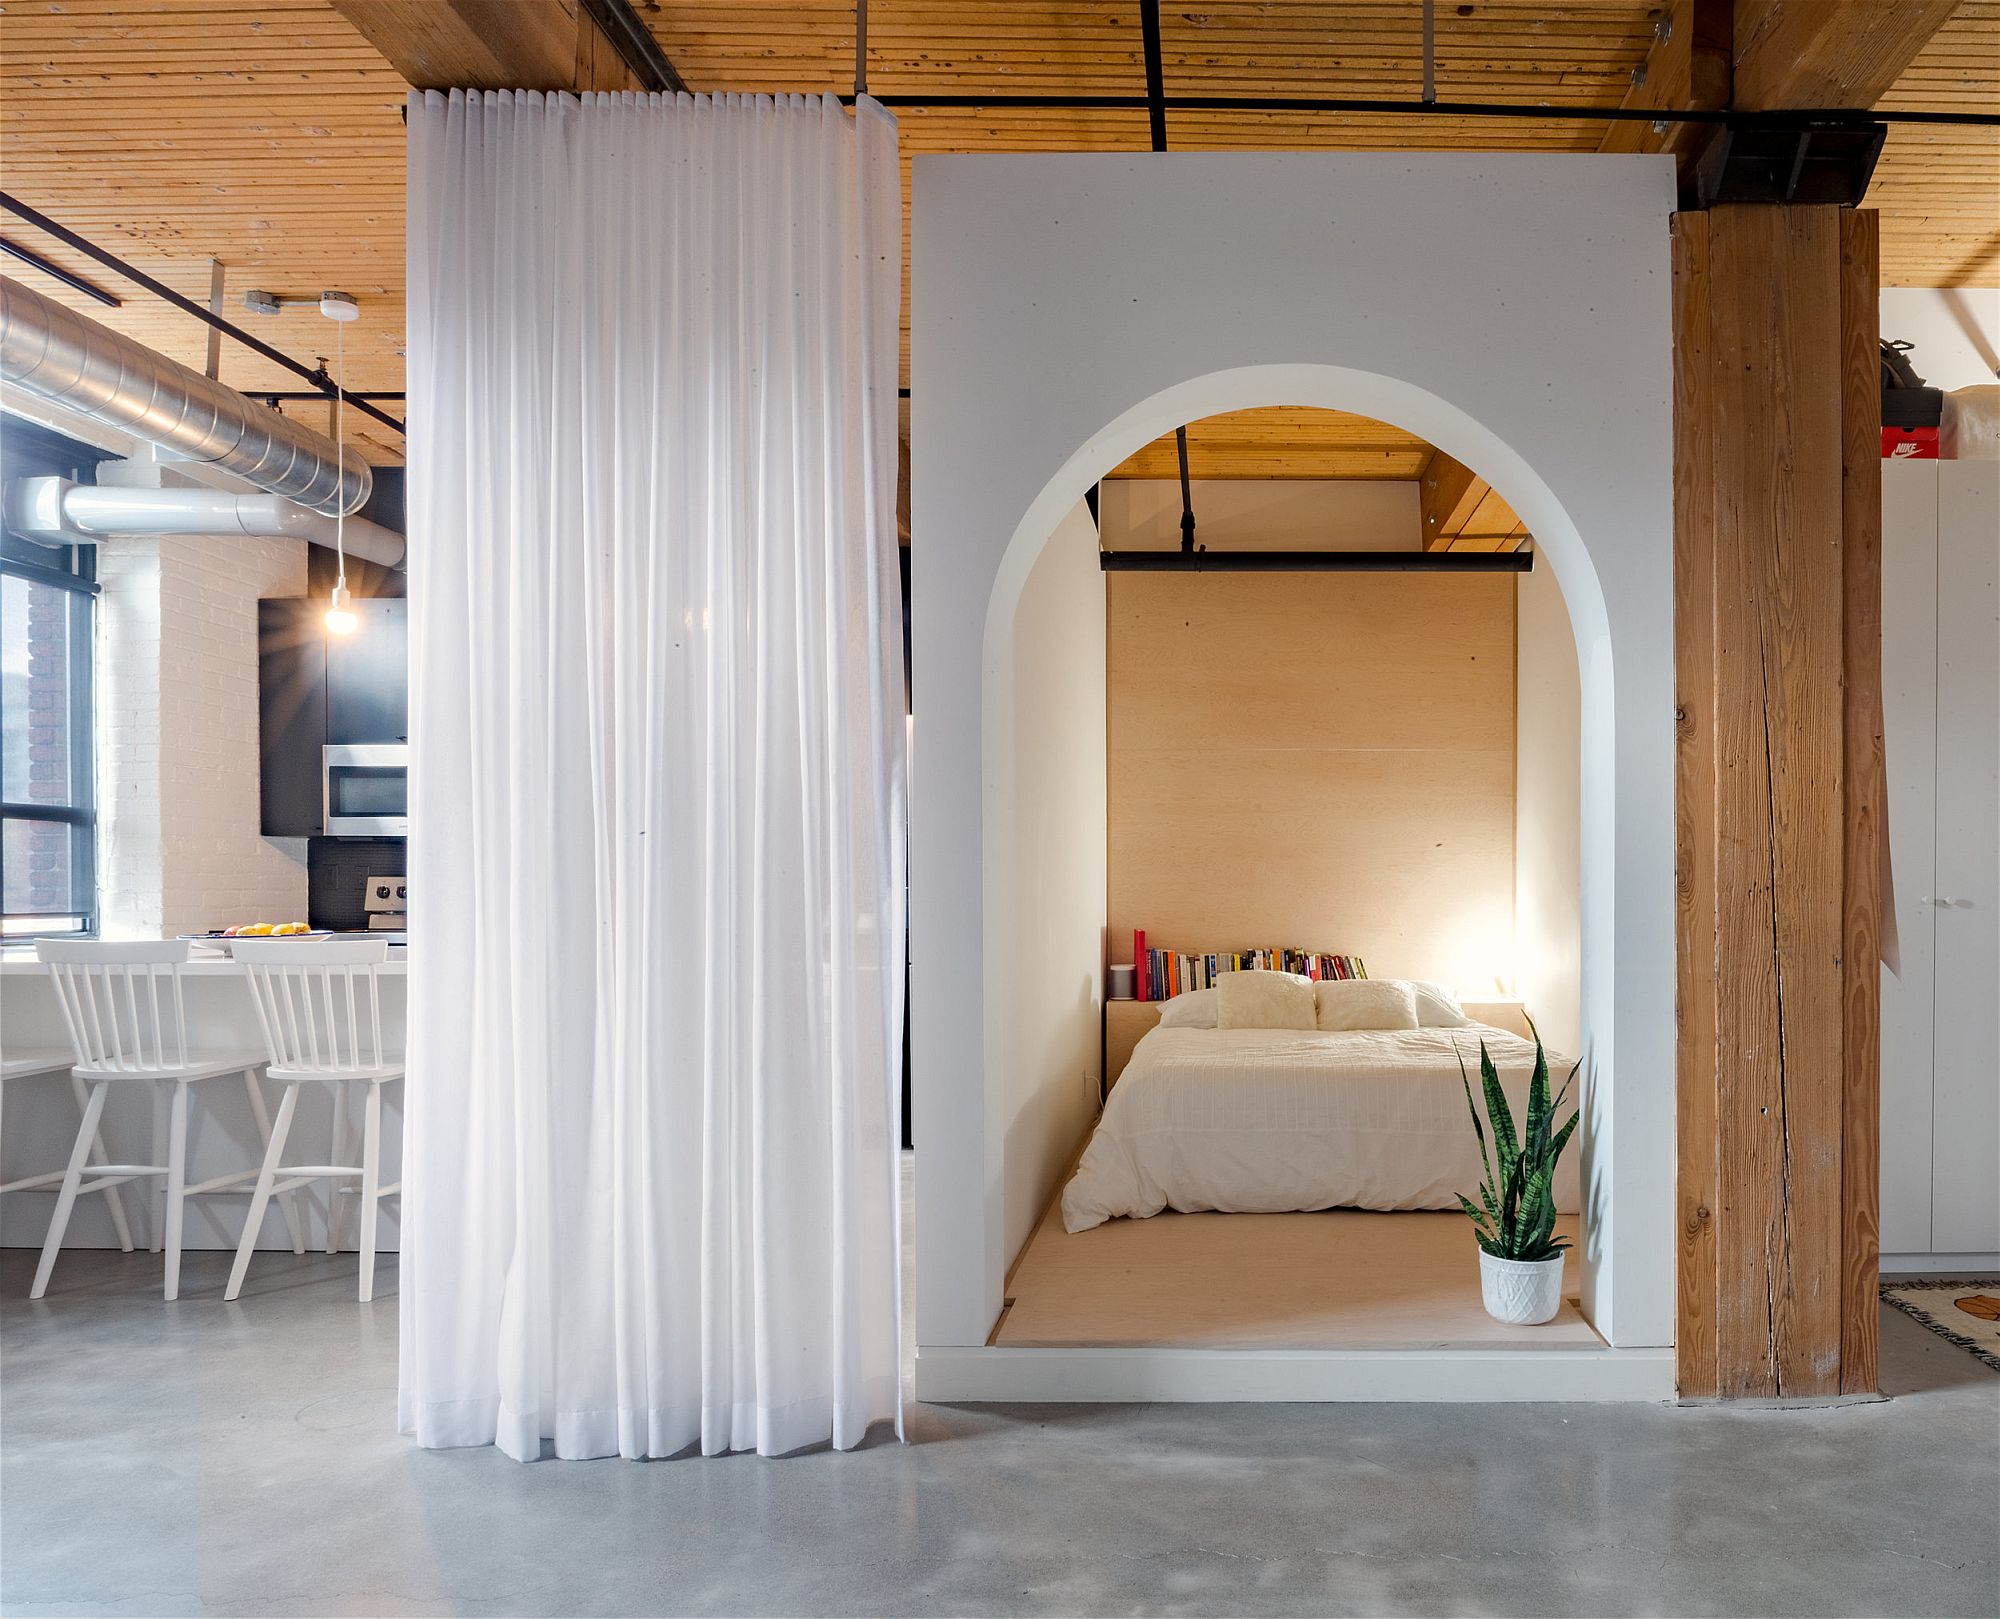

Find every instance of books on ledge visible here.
[1128,930,1365,1002]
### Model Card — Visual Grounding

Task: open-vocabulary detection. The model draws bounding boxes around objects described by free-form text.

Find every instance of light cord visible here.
[334,318,347,591]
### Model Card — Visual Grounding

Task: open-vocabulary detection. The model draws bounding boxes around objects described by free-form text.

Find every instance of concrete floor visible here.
[3,1242,1997,1619]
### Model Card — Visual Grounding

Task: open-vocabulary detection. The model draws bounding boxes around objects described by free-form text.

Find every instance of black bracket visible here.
[1690,113,1886,208]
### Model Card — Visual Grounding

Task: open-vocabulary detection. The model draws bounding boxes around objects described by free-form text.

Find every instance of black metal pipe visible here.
[0,191,406,436]
[1174,426,1195,550]
[0,237,119,308]
[254,391,406,403]
[846,93,1997,129]
[1101,549,1532,572]
[1140,0,1168,152]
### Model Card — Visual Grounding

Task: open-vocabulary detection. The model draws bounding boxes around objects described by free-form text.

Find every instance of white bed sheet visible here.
[1061,1024,1580,1232]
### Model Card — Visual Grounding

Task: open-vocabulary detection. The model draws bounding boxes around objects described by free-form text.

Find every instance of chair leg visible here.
[163,1083,189,1302]
[225,1082,300,1302]
[150,1082,169,1253]
[68,1071,135,1254]
[326,1080,349,1255]
[30,1082,108,1300]
[240,1069,305,1255]
[358,1083,382,1303]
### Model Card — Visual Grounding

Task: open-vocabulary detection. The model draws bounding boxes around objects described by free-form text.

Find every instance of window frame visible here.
[1,502,101,939]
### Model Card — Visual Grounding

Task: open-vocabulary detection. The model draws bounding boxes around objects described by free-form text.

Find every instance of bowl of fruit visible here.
[198,923,328,954]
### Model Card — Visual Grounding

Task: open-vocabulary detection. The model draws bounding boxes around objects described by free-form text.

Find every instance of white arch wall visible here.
[911,153,1678,1386]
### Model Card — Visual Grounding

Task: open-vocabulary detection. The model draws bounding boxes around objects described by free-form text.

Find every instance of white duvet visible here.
[1061,1024,1580,1232]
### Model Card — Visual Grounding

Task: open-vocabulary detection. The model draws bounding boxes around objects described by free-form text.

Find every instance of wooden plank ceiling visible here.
[1103,408,1530,544]
[0,0,1994,472]
[0,0,412,462]
[1873,1,2000,287]
[1106,408,1432,482]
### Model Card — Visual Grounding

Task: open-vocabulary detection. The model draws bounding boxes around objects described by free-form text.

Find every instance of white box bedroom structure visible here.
[909,151,1681,1402]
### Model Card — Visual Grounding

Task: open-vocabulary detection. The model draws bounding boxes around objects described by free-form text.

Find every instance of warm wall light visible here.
[1444,901,1516,1003]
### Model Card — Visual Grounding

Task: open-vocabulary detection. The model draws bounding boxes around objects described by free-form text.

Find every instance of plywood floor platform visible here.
[994,1204,1601,1351]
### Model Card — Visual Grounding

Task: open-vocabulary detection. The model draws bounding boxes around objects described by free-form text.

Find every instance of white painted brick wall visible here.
[96,531,309,937]
[96,537,165,937]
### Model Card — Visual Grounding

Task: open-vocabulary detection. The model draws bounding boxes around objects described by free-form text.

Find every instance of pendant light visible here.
[322,292,360,636]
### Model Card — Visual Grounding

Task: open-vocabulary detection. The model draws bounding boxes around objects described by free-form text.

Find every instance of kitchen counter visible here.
[0,942,407,1256]
[0,942,409,975]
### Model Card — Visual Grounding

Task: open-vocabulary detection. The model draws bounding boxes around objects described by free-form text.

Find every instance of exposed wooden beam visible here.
[1418,450,1482,551]
[1602,0,1958,193]
[1732,0,1960,112]
[574,10,642,92]
[330,1,579,90]
[1599,0,1733,165]
[330,0,685,94]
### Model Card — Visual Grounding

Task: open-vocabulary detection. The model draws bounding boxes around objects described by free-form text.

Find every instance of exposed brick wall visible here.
[97,531,309,937]
[95,538,164,936]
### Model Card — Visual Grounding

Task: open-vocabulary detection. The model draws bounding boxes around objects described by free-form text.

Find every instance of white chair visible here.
[225,939,403,1303]
[30,940,304,1301]
[0,1046,137,1253]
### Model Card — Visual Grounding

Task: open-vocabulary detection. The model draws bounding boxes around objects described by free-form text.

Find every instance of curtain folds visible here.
[399,89,905,1461]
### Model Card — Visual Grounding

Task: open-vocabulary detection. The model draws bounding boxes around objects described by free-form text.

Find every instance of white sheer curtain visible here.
[398,89,905,1461]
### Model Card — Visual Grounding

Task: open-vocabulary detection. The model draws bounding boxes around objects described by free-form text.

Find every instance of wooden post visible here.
[1673,206,1883,1399]
[1837,209,1883,1397]
[1671,210,1720,1397]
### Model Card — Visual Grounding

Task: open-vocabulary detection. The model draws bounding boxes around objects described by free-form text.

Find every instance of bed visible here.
[1060,1020,1581,1233]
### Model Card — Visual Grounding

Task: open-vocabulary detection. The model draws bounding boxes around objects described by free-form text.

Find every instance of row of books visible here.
[1128,929,1366,1001]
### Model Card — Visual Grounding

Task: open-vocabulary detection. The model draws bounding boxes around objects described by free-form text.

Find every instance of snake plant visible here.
[1456,1038,1579,1263]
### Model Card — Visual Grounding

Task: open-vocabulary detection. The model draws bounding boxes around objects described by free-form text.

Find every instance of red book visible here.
[1134,929,1147,1001]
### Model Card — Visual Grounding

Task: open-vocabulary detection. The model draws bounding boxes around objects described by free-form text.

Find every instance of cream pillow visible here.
[1407,980,1472,1029]
[1316,978,1420,1032]
[1216,970,1319,1031]
[1157,987,1219,1029]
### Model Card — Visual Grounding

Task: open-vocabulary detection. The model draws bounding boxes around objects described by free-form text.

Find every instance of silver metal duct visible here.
[7,476,405,569]
[0,274,371,516]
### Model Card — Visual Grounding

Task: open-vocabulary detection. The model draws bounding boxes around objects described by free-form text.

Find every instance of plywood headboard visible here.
[1106,570,1516,992]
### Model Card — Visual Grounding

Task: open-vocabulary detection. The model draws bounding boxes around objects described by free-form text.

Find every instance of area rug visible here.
[1882,1280,2000,1371]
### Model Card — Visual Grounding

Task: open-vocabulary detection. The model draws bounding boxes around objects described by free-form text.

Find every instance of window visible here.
[1,419,104,937]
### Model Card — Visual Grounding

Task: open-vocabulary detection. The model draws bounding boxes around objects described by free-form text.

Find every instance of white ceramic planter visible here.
[1478,1250,1566,1325]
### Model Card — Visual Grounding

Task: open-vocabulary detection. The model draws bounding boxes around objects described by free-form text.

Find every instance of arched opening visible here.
[978,369,1608,1352]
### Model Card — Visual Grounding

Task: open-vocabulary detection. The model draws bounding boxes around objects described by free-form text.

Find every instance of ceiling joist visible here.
[1419,450,1528,554]
[326,0,685,94]
[1732,0,1964,112]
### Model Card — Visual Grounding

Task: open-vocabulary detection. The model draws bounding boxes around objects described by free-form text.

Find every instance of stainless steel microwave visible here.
[323,743,408,836]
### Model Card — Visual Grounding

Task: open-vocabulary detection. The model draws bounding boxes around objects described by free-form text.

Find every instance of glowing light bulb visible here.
[324,581,359,636]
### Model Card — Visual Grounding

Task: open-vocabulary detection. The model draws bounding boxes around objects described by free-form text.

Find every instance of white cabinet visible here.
[1880,462,2000,1265]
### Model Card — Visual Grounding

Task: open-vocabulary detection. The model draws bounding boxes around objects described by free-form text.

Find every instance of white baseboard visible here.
[1880,1252,2000,1276]
[913,1344,1676,1403]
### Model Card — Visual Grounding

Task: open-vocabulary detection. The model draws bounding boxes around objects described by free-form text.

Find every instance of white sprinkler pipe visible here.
[5,476,405,569]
